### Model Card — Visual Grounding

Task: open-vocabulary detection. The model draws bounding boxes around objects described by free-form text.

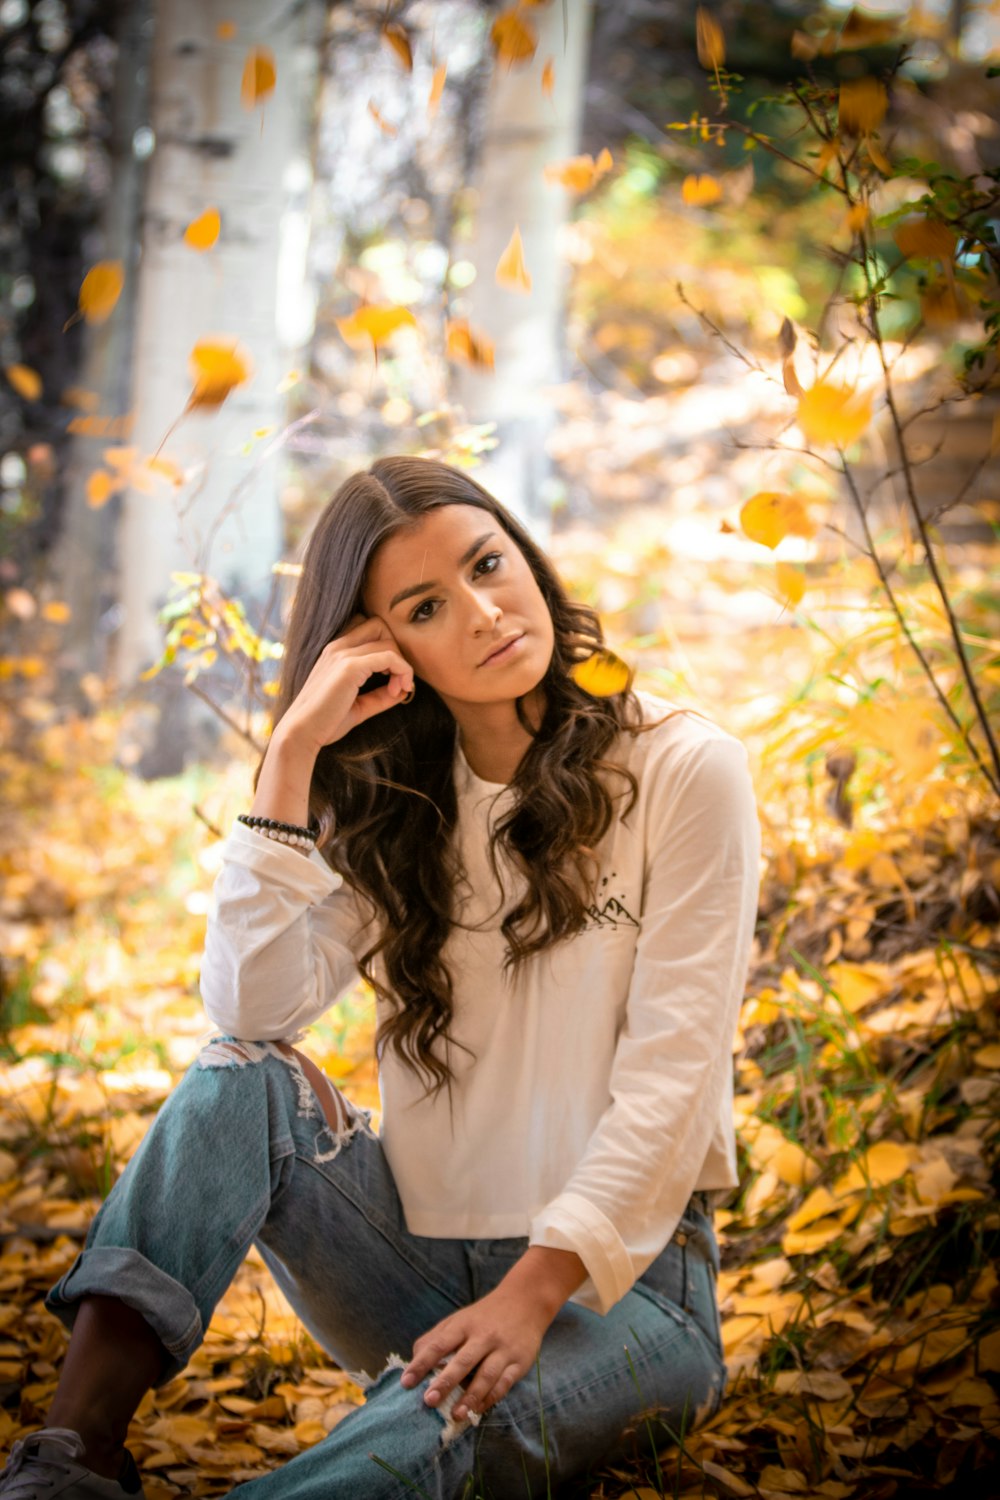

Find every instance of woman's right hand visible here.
[276,613,415,756]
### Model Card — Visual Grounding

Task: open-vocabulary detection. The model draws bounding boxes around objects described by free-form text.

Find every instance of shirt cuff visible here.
[529,1192,634,1316]
[225,819,343,903]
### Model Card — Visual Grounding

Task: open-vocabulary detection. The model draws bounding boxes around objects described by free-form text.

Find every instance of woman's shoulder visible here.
[624,688,748,767]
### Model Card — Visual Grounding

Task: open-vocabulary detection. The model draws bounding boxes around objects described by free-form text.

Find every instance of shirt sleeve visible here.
[528,734,761,1315]
[199,819,375,1041]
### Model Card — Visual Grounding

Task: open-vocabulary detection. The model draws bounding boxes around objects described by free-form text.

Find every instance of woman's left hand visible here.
[399,1282,555,1420]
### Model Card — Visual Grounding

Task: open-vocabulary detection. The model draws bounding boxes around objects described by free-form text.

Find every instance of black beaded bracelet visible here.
[236,816,319,840]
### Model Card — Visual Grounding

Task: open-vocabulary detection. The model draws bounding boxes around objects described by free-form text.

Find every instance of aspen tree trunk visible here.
[104,0,321,772]
[454,0,594,543]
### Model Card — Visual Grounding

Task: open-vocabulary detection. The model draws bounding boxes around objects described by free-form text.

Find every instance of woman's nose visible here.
[466,589,501,630]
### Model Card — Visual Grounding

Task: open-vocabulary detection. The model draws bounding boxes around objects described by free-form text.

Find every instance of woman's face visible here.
[361,503,555,713]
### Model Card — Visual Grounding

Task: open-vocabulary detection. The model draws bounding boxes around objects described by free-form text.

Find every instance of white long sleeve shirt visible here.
[199,691,762,1315]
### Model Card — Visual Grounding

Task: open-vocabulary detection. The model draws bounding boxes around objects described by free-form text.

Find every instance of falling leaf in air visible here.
[183,208,221,252]
[681,173,723,206]
[336,305,417,362]
[696,7,725,69]
[41,600,71,623]
[241,47,276,110]
[541,58,555,97]
[571,649,634,698]
[838,78,888,136]
[86,470,116,509]
[368,100,398,136]
[187,338,254,409]
[216,20,236,40]
[491,7,537,68]
[740,492,816,549]
[5,365,42,401]
[67,261,124,329]
[543,148,613,194]
[798,381,873,447]
[381,21,413,71]
[445,320,495,371]
[428,63,447,119]
[495,225,532,292]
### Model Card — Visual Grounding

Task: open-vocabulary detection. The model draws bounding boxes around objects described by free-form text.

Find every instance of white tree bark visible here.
[117,0,322,687]
[454,0,594,543]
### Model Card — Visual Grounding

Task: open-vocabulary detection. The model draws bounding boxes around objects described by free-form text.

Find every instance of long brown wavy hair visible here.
[262,457,682,1101]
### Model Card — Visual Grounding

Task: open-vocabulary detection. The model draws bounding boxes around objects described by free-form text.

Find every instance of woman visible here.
[4,457,761,1500]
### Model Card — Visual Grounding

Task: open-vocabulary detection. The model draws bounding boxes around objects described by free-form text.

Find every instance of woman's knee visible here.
[196,1036,352,1135]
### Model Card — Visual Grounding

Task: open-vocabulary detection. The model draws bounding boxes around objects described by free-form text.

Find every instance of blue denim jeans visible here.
[45,1038,728,1500]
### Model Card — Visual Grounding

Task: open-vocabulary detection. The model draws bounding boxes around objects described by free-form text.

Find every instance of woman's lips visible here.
[480,633,525,666]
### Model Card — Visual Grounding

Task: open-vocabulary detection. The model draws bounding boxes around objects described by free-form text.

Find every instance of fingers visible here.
[402,1332,523,1420]
[452,1359,520,1420]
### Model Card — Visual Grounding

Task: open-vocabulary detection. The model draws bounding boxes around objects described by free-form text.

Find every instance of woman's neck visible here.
[453,689,545,785]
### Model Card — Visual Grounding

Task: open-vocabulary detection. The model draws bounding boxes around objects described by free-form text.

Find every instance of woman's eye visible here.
[407,552,500,621]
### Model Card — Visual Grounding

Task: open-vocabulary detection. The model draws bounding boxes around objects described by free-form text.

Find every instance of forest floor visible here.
[1,495,999,1498]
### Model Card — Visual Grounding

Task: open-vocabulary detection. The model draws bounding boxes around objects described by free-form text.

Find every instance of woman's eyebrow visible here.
[389,532,496,610]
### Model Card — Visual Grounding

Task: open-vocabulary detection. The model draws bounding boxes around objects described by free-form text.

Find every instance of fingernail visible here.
[400,1372,414,1387]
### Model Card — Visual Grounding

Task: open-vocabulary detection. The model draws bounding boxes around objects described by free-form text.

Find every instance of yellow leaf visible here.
[973,1043,1000,1068]
[381,21,413,71]
[5,363,42,401]
[491,8,537,67]
[838,77,888,135]
[827,960,884,1014]
[367,100,398,137]
[696,7,725,68]
[570,649,633,697]
[78,261,124,324]
[241,46,276,110]
[844,201,869,233]
[183,208,221,252]
[775,562,805,607]
[428,62,447,119]
[495,225,532,292]
[832,1140,916,1196]
[541,58,555,97]
[216,20,236,40]
[782,1218,844,1256]
[866,135,893,174]
[445,319,495,371]
[771,1139,820,1187]
[543,148,613,194]
[335,305,417,350]
[41,601,71,623]
[797,381,872,447]
[740,492,815,549]
[786,1185,839,1233]
[86,470,116,509]
[187,338,254,408]
[681,173,722,206]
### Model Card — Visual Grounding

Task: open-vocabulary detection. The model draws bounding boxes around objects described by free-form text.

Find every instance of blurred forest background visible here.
[1,0,999,1496]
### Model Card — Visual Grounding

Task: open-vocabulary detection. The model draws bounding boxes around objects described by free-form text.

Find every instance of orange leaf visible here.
[775,562,805,607]
[381,21,413,72]
[78,261,124,325]
[838,77,887,135]
[335,305,417,350]
[543,148,613,194]
[187,339,254,408]
[41,600,71,623]
[740,492,815,549]
[86,470,116,509]
[798,381,873,447]
[5,364,42,401]
[445,320,495,371]
[241,47,276,110]
[183,208,221,252]
[216,20,236,40]
[844,201,869,233]
[495,225,532,292]
[428,63,447,119]
[893,217,957,261]
[541,58,555,97]
[696,7,725,68]
[367,100,398,136]
[570,650,633,698]
[491,8,537,67]
[61,386,101,411]
[102,446,138,475]
[681,173,722,206]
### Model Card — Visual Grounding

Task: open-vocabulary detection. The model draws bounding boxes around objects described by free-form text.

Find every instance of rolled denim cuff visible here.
[45,1245,203,1387]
